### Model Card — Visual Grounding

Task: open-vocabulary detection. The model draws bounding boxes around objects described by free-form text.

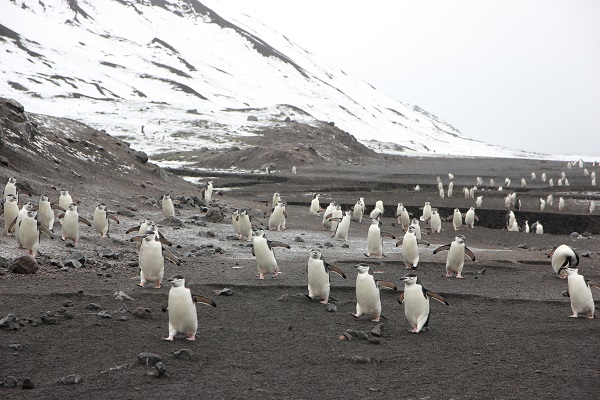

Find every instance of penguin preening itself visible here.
[547,244,579,279]
[162,275,216,341]
[306,249,346,304]
[560,267,600,319]
[433,235,476,278]
[398,273,449,333]
[352,265,397,322]
[92,204,120,238]
[251,229,290,279]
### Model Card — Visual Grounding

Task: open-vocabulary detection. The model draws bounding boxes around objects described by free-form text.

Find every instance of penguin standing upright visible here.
[59,204,91,246]
[161,194,175,219]
[332,210,352,240]
[3,177,17,201]
[204,181,214,203]
[395,225,428,269]
[37,195,57,232]
[58,190,73,211]
[237,209,252,241]
[306,249,346,304]
[13,202,34,246]
[464,207,478,228]
[365,218,395,258]
[92,204,120,238]
[561,267,600,319]
[352,200,364,222]
[18,210,54,256]
[162,275,216,341]
[2,194,19,235]
[430,210,442,234]
[398,273,449,333]
[309,194,321,215]
[268,201,287,231]
[352,265,396,322]
[252,229,290,279]
[322,202,336,230]
[132,230,180,288]
[433,235,476,278]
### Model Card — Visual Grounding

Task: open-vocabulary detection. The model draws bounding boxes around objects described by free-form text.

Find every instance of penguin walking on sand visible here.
[352,265,397,322]
[37,195,59,232]
[398,273,449,333]
[231,209,241,238]
[396,204,411,231]
[162,275,216,341]
[309,194,321,215]
[351,200,364,222]
[306,249,347,304]
[268,201,287,231]
[327,205,343,233]
[430,210,442,233]
[365,218,395,258]
[18,210,54,256]
[560,267,600,319]
[506,211,516,230]
[395,225,429,269]
[237,209,253,241]
[451,208,462,231]
[410,218,422,240]
[2,194,19,235]
[331,210,351,240]
[421,202,432,223]
[161,194,176,219]
[252,229,290,279]
[132,229,180,288]
[3,177,17,201]
[58,190,73,212]
[464,207,478,228]
[203,181,214,203]
[433,235,476,278]
[59,204,91,246]
[92,204,120,238]
[547,244,579,279]
[13,202,35,246]
[322,202,336,230]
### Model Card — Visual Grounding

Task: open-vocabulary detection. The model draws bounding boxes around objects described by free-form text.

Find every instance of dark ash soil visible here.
[1,98,599,399]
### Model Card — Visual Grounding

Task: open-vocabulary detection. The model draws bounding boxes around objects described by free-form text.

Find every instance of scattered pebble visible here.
[59,374,83,385]
[172,349,194,360]
[138,352,162,366]
[114,291,134,301]
[371,324,384,337]
[325,303,337,312]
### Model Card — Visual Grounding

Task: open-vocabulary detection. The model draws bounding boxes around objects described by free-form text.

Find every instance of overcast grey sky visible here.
[206,0,600,157]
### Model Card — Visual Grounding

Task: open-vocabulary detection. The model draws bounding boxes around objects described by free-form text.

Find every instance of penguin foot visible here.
[154,284,161,289]
[455,275,465,279]
[567,314,579,318]
[350,312,360,319]
[137,283,145,287]
[319,300,328,304]
[185,335,196,341]
[371,317,381,322]
[163,336,174,341]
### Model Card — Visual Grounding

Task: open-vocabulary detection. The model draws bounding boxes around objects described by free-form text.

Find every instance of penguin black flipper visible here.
[586,280,600,289]
[376,280,397,290]
[192,295,217,307]
[161,298,169,312]
[398,292,405,304]
[126,225,141,234]
[163,249,180,265]
[39,223,55,239]
[268,240,291,249]
[381,232,396,239]
[573,251,580,266]
[7,217,18,233]
[52,204,66,212]
[108,214,120,224]
[78,217,92,226]
[130,235,144,243]
[426,290,449,306]
[464,247,476,261]
[159,237,173,246]
[417,239,430,246]
[324,262,346,279]
[433,244,451,254]
[395,239,403,247]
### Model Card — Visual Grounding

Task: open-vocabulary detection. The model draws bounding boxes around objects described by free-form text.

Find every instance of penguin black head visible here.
[310,249,322,259]
[167,275,185,286]
[400,274,419,284]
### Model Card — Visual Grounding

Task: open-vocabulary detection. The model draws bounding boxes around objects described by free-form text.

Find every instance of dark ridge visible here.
[8,81,28,91]
[55,93,116,101]
[387,108,406,118]
[66,0,93,20]
[133,88,147,98]
[0,23,44,58]
[139,74,208,100]
[151,61,192,78]
[150,37,179,54]
[100,61,125,69]
[178,56,197,71]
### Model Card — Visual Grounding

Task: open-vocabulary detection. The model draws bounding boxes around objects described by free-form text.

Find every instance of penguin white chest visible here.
[139,240,165,283]
[19,217,40,255]
[92,209,108,236]
[446,242,465,274]
[253,237,278,274]
[355,275,380,316]
[404,285,430,329]
[401,234,419,268]
[168,288,198,335]
[367,225,382,256]
[62,210,80,241]
[307,259,329,299]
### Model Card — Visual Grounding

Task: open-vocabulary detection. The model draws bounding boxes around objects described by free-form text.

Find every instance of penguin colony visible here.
[1,159,599,344]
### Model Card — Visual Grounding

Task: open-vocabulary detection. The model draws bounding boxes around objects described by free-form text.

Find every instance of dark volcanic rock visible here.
[138,352,162,366]
[9,256,38,274]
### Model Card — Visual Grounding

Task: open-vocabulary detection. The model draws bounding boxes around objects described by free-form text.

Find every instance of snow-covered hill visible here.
[0,0,539,164]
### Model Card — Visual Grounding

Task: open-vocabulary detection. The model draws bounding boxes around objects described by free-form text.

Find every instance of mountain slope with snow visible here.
[0,0,539,164]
